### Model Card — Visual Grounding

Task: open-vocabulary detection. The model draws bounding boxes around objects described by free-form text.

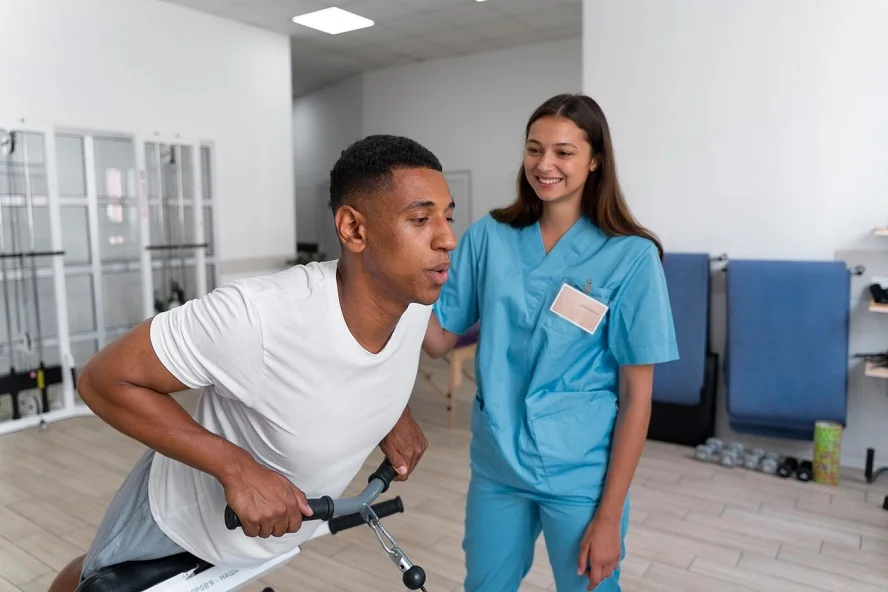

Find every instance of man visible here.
[50,134,457,591]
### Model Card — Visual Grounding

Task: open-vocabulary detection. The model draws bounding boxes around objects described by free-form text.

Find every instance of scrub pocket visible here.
[528,391,618,499]
[540,280,614,343]
[469,395,513,485]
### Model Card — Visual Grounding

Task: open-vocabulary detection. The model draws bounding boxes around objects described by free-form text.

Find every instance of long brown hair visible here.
[490,93,663,258]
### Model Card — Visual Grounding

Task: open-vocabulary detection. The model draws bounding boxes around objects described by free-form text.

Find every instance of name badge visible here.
[549,283,608,336]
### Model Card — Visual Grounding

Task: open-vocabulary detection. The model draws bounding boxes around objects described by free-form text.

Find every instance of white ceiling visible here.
[160,0,582,96]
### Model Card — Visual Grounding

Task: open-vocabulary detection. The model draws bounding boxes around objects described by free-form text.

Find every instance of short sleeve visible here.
[609,244,679,366]
[432,225,480,335]
[149,282,265,406]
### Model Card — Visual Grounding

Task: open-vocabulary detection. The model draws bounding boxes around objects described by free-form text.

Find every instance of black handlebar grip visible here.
[370,460,399,493]
[304,496,335,521]
[328,496,404,534]
[224,495,335,530]
[224,504,241,530]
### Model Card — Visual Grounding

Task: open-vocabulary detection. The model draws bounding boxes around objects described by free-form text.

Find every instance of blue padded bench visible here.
[647,253,718,447]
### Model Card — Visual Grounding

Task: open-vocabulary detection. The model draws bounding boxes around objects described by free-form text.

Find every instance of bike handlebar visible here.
[225,459,400,530]
[328,497,403,534]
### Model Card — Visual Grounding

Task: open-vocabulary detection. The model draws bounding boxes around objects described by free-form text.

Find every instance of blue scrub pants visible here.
[462,473,629,592]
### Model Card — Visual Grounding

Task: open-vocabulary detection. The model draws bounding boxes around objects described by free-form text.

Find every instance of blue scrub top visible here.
[433,214,679,501]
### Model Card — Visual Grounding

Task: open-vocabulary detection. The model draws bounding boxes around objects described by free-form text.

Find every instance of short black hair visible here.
[329,134,442,213]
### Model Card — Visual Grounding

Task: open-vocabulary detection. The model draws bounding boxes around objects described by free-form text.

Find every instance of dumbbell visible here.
[694,443,718,462]
[743,450,763,470]
[796,460,813,482]
[719,447,741,468]
[778,456,798,478]
[695,438,725,462]
[760,455,778,474]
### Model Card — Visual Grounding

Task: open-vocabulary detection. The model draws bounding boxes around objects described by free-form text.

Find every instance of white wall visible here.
[0,0,295,283]
[362,37,582,221]
[291,37,582,248]
[293,75,363,259]
[291,35,581,272]
[584,0,888,469]
[583,0,888,259]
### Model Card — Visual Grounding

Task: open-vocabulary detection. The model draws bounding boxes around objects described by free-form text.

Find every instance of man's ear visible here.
[334,205,368,253]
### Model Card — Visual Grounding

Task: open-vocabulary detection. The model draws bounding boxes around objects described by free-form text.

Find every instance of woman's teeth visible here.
[537,177,562,185]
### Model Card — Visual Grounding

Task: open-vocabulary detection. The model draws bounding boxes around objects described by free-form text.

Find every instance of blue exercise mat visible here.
[725,259,849,439]
[652,253,711,405]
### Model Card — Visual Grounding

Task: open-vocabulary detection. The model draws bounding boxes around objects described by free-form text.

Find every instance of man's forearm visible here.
[596,391,651,522]
[79,368,249,484]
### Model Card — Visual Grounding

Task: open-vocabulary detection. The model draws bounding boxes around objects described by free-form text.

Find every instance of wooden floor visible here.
[1,354,888,591]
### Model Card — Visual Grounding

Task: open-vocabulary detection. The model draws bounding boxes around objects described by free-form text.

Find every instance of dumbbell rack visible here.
[864,226,888,511]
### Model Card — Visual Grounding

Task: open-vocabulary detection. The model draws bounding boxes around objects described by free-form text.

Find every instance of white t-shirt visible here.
[146,259,431,566]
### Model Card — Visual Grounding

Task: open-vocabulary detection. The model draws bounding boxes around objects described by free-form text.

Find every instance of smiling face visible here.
[338,167,456,307]
[523,115,598,207]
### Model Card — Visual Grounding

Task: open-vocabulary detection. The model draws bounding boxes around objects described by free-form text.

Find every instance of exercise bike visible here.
[76,460,428,592]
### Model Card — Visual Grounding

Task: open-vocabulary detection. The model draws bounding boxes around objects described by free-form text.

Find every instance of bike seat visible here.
[75,552,213,592]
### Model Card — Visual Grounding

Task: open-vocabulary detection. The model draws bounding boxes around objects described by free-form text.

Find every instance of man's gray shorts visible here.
[81,450,187,580]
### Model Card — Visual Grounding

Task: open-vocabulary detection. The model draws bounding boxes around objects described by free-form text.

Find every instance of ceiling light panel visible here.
[292,7,374,35]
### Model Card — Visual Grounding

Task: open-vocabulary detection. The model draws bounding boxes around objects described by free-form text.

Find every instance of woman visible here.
[424,94,678,592]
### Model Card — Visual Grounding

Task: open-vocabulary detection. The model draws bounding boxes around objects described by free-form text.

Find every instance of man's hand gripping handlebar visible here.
[223,459,428,591]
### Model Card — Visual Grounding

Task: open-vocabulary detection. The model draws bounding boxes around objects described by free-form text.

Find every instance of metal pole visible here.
[0,133,15,375]
[21,133,43,363]
[156,143,167,309]
[175,145,187,301]
[8,142,23,352]
[21,133,48,414]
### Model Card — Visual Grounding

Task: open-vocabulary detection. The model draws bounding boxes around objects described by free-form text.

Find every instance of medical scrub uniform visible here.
[432,214,678,592]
